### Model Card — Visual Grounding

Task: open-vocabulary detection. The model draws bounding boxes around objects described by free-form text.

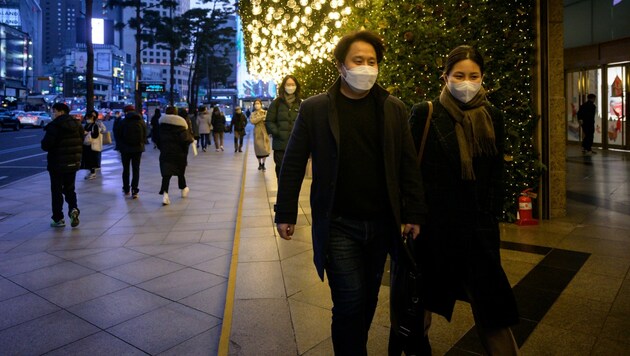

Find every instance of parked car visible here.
[0,113,21,131]
[14,111,51,128]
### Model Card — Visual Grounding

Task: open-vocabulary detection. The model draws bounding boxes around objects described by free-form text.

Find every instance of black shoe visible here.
[262,163,266,171]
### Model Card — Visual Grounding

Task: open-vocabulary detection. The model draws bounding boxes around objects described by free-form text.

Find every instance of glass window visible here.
[606,66,627,147]
[566,69,602,144]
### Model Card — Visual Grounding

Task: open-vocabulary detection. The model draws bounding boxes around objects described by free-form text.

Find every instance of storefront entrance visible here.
[566,64,629,150]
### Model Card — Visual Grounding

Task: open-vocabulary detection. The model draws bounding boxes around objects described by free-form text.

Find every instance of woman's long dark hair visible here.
[443,45,485,77]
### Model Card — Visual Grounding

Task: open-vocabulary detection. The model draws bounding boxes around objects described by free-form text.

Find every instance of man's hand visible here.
[277,223,295,240]
[403,224,421,240]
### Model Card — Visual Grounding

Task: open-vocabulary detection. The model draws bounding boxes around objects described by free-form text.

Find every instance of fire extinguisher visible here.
[516,188,539,226]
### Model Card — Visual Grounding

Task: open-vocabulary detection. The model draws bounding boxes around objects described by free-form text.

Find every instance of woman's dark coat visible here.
[211,112,226,133]
[274,78,427,280]
[81,122,101,170]
[156,114,193,176]
[265,97,302,151]
[409,99,518,328]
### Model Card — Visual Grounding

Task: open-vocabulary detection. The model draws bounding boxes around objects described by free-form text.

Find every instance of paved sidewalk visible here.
[0,136,248,355]
[1,135,629,355]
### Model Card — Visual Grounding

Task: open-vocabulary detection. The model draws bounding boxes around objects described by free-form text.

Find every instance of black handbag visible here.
[389,233,424,338]
[389,101,434,356]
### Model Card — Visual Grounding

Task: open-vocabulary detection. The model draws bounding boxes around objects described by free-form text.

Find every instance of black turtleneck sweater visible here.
[332,92,389,219]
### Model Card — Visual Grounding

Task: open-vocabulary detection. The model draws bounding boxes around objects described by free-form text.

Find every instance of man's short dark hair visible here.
[333,30,385,64]
[52,103,70,114]
[587,94,596,100]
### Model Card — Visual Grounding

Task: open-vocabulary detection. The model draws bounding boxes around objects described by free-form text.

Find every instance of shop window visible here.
[606,66,626,147]
[566,69,602,144]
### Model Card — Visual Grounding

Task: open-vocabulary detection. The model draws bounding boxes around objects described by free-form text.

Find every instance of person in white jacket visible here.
[196,105,213,152]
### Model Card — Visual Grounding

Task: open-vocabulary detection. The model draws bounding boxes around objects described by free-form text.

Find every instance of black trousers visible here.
[160,174,187,193]
[121,152,142,193]
[48,170,78,222]
[582,122,594,151]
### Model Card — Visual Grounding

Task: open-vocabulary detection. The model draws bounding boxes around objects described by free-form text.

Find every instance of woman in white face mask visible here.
[397,46,520,356]
[249,98,271,170]
[265,75,303,179]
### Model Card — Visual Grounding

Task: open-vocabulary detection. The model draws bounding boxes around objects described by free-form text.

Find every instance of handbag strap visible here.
[417,101,433,163]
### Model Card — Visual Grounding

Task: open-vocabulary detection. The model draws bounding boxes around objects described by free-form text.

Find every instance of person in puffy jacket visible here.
[81,110,107,180]
[266,75,302,178]
[41,102,84,228]
[155,106,194,205]
[117,105,147,199]
[196,105,212,152]
[229,106,248,152]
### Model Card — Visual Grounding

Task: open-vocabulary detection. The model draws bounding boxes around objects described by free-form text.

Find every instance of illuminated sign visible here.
[140,82,165,92]
[92,18,105,45]
[0,8,20,27]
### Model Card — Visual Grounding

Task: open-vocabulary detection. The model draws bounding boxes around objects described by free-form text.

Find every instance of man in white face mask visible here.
[274,30,427,355]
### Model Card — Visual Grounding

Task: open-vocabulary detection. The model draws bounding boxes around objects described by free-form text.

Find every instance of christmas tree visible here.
[240,0,544,221]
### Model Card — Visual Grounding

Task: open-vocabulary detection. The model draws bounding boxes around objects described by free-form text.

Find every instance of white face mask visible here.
[447,80,482,103]
[342,65,378,92]
[254,104,262,110]
[285,85,296,95]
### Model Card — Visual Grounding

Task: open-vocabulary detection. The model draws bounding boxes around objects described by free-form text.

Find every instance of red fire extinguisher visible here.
[516,188,538,226]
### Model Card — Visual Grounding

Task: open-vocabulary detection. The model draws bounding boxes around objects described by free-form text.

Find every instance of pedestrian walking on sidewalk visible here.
[41,102,84,228]
[197,105,213,152]
[116,105,147,199]
[211,106,227,152]
[274,30,426,355]
[403,45,520,356]
[250,99,270,170]
[230,106,247,152]
[81,110,106,180]
[150,108,161,149]
[156,106,194,205]
[266,75,303,179]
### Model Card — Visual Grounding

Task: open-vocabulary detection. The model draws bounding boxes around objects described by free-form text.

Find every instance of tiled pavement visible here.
[1,132,630,355]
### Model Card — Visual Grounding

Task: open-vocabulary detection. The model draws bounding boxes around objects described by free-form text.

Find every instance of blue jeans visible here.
[325,216,395,356]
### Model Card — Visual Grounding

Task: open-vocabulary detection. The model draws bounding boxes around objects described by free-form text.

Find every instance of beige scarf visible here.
[439,85,497,180]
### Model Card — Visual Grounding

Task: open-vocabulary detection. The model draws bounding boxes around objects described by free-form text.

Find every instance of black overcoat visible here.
[409,99,519,328]
[274,78,427,280]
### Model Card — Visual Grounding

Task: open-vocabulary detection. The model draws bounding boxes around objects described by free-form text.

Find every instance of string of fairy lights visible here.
[239,0,352,82]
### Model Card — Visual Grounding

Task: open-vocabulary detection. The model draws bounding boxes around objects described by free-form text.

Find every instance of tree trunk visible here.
[134,4,143,112]
[169,46,175,106]
[86,0,95,112]
[186,40,198,109]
